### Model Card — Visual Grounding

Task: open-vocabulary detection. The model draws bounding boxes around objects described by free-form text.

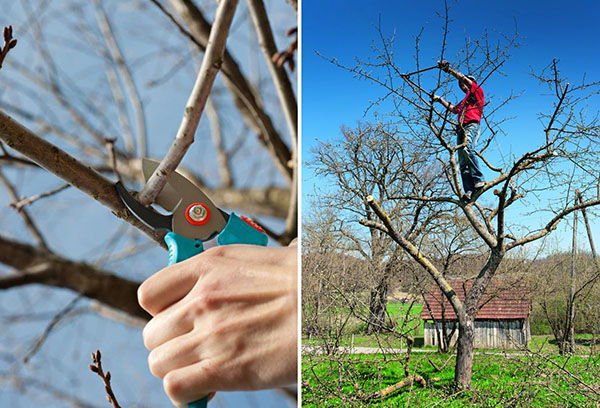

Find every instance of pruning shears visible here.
[115,158,268,408]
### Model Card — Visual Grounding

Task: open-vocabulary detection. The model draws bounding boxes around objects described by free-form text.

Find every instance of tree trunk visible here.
[367,280,388,334]
[567,199,577,354]
[454,316,475,389]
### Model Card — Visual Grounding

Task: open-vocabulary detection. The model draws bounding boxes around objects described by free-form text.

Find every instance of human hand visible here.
[437,60,450,71]
[432,94,442,103]
[138,243,298,406]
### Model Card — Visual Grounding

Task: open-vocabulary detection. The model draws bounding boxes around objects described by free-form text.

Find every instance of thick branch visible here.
[364,195,465,318]
[247,0,298,144]
[0,110,164,245]
[0,234,149,321]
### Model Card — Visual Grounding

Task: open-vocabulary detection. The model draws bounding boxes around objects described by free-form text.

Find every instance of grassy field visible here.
[302,352,600,407]
[303,301,600,406]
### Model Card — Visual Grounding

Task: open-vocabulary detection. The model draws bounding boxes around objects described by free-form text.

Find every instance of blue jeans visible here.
[456,122,485,194]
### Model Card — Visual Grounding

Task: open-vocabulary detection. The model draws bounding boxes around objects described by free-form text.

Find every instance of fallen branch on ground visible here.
[360,374,426,400]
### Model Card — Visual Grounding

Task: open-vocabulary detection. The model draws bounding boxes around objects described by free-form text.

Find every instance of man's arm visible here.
[438,60,473,88]
[432,94,454,111]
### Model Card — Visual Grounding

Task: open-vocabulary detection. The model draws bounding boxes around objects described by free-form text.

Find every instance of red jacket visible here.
[452,81,484,124]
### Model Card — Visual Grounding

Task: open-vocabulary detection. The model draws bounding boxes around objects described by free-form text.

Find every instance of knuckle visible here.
[147,350,164,378]
[163,371,184,401]
[137,283,149,309]
[188,291,216,316]
[201,292,218,308]
[189,295,206,316]
[212,315,231,336]
[142,323,153,349]
[204,245,229,258]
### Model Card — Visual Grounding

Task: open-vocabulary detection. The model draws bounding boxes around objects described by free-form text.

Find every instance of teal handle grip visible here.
[164,232,204,266]
[164,232,207,408]
[162,215,266,408]
[187,397,208,408]
[217,213,268,246]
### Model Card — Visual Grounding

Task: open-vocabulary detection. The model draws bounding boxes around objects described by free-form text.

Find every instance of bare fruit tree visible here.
[317,9,600,390]
[0,0,296,405]
[309,121,445,334]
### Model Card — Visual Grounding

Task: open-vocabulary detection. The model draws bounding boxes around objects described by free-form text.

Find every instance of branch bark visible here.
[364,195,465,318]
[0,109,164,246]
[93,0,147,157]
[168,0,293,181]
[0,233,149,321]
[247,0,298,144]
[138,0,239,206]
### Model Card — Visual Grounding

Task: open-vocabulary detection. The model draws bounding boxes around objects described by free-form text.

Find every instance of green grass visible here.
[302,352,600,407]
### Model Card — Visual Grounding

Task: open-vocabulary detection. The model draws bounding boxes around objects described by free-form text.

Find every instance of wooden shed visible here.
[420,279,531,349]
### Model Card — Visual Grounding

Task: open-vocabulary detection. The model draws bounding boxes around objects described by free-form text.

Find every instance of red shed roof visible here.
[420,279,530,321]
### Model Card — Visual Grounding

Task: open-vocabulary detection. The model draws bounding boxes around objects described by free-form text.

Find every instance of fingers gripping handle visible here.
[164,232,208,408]
[162,215,266,408]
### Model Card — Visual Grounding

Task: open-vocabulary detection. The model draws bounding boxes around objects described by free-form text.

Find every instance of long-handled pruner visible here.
[115,158,268,408]
[400,64,439,78]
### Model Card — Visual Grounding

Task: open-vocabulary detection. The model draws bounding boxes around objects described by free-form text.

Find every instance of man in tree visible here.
[433,60,485,202]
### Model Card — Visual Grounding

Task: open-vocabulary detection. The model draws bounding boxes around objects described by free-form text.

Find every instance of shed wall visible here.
[423,319,530,349]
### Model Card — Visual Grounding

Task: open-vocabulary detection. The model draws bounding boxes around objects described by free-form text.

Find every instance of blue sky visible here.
[301,0,600,253]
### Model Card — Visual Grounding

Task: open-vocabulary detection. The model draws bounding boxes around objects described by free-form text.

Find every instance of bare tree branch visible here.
[0,233,149,321]
[89,350,121,408]
[207,98,233,187]
[247,0,298,143]
[168,0,293,181]
[0,110,164,245]
[0,168,50,251]
[365,195,465,319]
[0,25,17,70]
[93,0,147,157]
[23,294,83,363]
[138,0,240,206]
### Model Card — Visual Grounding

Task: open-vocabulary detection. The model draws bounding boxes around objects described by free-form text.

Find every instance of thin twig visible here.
[0,168,50,251]
[104,138,122,183]
[10,183,70,211]
[137,0,240,206]
[272,27,297,72]
[89,350,121,408]
[23,295,83,363]
[0,25,17,70]
[93,0,147,157]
